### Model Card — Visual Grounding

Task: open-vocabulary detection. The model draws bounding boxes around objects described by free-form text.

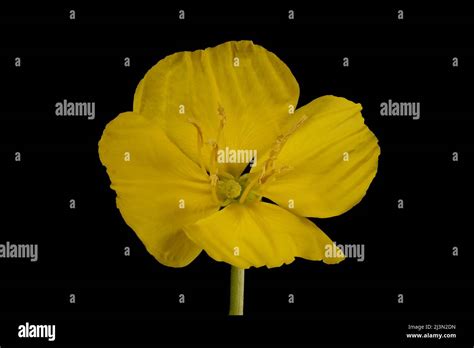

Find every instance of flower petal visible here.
[183,202,344,269]
[98,112,219,267]
[253,96,380,218]
[135,40,299,176]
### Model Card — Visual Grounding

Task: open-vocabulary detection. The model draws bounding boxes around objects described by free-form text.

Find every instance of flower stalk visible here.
[229,266,244,315]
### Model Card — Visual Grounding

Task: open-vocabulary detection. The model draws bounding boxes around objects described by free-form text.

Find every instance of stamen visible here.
[259,165,294,185]
[210,173,220,204]
[259,114,308,183]
[238,173,260,204]
[188,104,234,206]
[208,139,219,176]
[187,117,208,176]
[208,105,227,176]
[216,104,226,144]
[239,116,307,203]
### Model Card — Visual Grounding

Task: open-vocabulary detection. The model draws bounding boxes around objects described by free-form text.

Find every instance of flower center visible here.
[217,178,242,199]
[187,104,307,207]
[214,174,260,206]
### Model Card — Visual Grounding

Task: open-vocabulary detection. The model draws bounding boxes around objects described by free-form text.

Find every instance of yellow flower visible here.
[98,40,380,269]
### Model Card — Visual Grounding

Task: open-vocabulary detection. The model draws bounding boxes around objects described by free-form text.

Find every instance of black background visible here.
[1,2,473,346]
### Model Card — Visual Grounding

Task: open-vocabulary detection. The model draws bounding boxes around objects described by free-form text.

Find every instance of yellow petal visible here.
[183,202,344,269]
[98,112,219,267]
[135,40,299,176]
[133,78,144,112]
[253,96,380,218]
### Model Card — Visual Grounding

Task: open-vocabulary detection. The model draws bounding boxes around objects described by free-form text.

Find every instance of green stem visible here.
[229,266,244,315]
